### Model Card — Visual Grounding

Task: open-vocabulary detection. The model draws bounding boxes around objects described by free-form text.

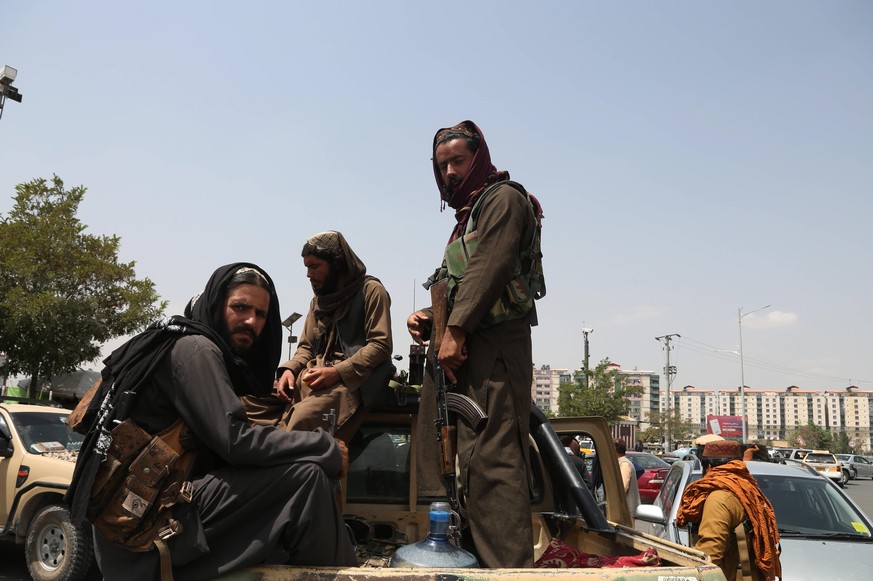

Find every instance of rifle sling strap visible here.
[156,538,174,581]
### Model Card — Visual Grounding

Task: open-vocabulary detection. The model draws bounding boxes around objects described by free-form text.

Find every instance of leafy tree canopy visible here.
[556,357,643,424]
[832,431,850,454]
[0,175,166,397]
[787,422,833,451]
[638,408,696,448]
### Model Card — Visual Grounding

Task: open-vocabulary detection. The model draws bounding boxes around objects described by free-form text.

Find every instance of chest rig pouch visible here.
[88,417,197,570]
[429,180,545,328]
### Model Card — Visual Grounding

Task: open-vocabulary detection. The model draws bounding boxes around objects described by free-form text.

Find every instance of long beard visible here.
[313,268,341,296]
[225,326,257,355]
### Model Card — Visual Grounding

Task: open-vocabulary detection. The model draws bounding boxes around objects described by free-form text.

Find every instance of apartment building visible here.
[662,385,873,449]
[531,364,571,414]
[609,364,659,430]
[535,360,872,450]
[533,362,657,423]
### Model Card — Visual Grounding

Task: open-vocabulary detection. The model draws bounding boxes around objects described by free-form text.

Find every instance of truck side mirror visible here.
[635,504,666,525]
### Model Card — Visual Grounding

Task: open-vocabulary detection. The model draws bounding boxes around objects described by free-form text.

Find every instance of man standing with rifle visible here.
[407,120,545,567]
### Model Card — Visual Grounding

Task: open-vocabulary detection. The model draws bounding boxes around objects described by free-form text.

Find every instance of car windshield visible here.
[804,453,835,464]
[758,474,871,538]
[10,411,85,454]
[835,455,850,461]
[630,453,670,469]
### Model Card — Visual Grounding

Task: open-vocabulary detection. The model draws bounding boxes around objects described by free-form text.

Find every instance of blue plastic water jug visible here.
[390,503,479,568]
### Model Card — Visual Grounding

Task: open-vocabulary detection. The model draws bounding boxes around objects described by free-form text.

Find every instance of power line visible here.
[675,335,873,387]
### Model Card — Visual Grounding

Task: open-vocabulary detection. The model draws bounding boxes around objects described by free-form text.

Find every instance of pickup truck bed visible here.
[216,406,727,581]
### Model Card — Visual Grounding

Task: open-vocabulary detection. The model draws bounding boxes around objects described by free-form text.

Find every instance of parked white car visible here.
[835,454,873,480]
[636,460,873,581]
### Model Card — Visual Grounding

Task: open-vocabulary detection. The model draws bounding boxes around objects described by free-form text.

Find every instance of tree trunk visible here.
[28,373,39,400]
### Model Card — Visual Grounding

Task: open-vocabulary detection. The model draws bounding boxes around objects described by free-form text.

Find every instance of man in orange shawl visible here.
[677,440,782,581]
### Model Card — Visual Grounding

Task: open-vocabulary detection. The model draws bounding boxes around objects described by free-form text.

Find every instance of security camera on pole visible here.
[581,327,593,388]
[0,65,23,121]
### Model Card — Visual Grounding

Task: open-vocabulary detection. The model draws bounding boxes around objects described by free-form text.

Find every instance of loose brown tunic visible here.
[416,183,537,568]
[278,278,392,441]
[696,490,766,581]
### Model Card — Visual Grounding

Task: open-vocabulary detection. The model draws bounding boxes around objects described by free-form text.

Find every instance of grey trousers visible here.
[94,461,356,580]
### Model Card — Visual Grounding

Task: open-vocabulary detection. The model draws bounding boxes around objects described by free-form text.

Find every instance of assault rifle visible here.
[429,278,487,544]
[323,408,343,508]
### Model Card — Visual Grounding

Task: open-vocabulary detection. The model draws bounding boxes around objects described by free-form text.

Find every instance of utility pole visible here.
[581,327,594,388]
[655,334,680,452]
[738,304,771,442]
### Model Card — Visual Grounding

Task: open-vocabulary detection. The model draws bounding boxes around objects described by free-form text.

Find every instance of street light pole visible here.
[581,327,593,388]
[738,304,771,442]
[282,313,303,360]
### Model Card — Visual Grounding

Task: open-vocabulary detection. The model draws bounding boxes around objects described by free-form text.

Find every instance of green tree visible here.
[556,358,643,424]
[0,175,166,398]
[787,422,833,451]
[638,408,696,447]
[832,431,850,454]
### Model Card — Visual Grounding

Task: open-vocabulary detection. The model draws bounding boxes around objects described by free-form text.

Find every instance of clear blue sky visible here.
[2,1,871,391]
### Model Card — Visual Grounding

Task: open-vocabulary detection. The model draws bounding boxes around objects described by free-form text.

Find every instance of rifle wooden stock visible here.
[429,278,449,352]
[439,424,456,476]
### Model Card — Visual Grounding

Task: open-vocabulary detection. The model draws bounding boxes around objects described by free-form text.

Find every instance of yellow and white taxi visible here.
[802,450,849,487]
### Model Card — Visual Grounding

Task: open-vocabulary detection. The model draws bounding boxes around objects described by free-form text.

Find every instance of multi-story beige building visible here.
[662,385,873,450]
[531,364,570,414]
[534,362,658,423]
[536,361,872,451]
[608,363,660,430]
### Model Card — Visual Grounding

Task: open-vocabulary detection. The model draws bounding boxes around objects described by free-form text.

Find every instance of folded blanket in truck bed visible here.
[535,538,661,568]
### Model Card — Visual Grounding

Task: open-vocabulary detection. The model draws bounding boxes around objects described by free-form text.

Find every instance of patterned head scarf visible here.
[432,120,510,242]
[303,231,370,317]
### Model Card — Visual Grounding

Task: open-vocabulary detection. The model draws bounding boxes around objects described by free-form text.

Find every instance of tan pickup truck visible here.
[218,404,728,581]
[0,399,94,581]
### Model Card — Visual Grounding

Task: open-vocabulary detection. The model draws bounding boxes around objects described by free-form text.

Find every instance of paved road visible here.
[846,473,873,515]
[3,478,873,580]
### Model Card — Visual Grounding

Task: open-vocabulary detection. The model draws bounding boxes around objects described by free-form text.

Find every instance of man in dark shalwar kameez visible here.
[68,263,357,580]
[407,121,545,567]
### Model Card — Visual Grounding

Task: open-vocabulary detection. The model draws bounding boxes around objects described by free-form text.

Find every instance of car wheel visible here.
[25,504,94,581]
[838,470,849,487]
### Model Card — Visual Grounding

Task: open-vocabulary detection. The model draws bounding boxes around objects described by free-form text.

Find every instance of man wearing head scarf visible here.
[67,263,357,580]
[676,441,782,581]
[407,121,545,567]
[266,231,393,442]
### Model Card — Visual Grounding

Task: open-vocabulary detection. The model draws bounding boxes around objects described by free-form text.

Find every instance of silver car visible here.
[835,454,873,480]
[636,460,873,580]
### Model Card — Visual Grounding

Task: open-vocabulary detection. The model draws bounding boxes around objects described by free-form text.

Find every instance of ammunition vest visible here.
[429,180,545,328]
[87,417,197,570]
